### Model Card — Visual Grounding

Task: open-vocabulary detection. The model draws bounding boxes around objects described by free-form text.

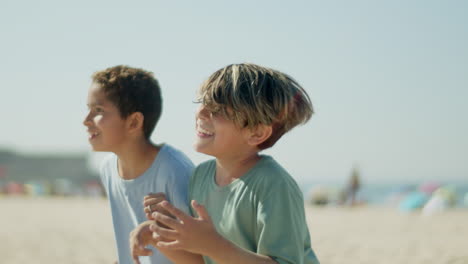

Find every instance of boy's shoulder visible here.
[158,144,194,167]
[254,156,290,179]
[97,153,117,184]
[250,156,303,196]
[193,159,216,175]
[190,159,216,185]
[196,158,216,168]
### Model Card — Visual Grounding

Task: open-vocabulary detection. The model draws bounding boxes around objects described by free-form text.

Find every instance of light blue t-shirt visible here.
[100,144,194,264]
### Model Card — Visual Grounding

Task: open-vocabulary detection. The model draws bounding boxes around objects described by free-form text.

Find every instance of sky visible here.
[1,0,467,185]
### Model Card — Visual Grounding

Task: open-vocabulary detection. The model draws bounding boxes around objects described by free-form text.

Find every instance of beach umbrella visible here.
[399,191,429,212]
[422,196,448,215]
[433,186,457,206]
[419,182,441,194]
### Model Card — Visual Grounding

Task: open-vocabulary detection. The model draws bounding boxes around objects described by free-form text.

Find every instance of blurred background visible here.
[1,0,467,263]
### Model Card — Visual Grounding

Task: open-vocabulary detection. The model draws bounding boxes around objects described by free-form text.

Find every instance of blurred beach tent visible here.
[433,186,457,206]
[398,191,429,212]
[422,196,448,215]
[384,184,415,206]
[419,182,441,194]
[422,186,458,215]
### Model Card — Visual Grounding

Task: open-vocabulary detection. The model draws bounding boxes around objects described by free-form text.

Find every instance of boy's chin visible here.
[90,145,111,152]
[193,145,213,157]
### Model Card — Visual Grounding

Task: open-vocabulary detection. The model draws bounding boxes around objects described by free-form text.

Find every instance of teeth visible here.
[88,131,100,138]
[198,127,213,136]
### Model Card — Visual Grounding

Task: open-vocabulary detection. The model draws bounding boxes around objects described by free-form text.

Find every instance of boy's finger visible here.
[151,224,179,240]
[145,212,153,220]
[156,240,182,250]
[151,212,181,230]
[131,251,142,264]
[192,200,210,220]
[137,246,153,256]
[144,197,165,204]
[159,201,190,222]
[131,246,152,264]
[145,204,174,221]
[145,192,165,197]
[152,230,161,241]
[144,193,166,200]
[143,197,166,207]
[154,203,174,218]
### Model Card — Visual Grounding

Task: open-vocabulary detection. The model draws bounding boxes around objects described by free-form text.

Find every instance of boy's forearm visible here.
[205,236,277,264]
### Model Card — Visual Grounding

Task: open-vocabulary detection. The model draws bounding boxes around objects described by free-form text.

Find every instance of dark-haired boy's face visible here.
[83,83,128,153]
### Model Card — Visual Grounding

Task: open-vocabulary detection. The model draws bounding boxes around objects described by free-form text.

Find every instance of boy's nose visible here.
[83,112,92,127]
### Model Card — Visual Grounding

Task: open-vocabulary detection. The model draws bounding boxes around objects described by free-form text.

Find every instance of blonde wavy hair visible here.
[197,63,313,150]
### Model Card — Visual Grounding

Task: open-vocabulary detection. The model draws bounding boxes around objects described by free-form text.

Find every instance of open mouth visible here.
[88,131,100,140]
[197,126,214,137]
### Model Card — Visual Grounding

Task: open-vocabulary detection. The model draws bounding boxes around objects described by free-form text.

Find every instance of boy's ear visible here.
[246,125,272,147]
[127,112,144,133]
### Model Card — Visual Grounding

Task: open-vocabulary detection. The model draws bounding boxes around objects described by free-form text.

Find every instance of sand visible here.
[308,206,468,264]
[1,197,467,264]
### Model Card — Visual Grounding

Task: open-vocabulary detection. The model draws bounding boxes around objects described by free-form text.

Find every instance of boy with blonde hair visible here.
[135,63,319,264]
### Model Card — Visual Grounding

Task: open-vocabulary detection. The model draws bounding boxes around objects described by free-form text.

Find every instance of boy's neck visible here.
[215,152,262,187]
[115,140,161,180]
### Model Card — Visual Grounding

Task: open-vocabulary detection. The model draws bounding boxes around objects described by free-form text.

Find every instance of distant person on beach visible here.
[133,63,320,263]
[345,167,361,206]
[83,65,194,264]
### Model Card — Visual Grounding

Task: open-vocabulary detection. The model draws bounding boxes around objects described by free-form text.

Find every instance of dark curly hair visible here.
[92,65,162,140]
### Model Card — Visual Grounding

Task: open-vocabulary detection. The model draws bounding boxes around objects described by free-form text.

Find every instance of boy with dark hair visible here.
[83,65,194,264]
[137,63,319,264]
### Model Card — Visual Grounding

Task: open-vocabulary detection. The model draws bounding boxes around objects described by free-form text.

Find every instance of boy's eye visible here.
[95,107,104,113]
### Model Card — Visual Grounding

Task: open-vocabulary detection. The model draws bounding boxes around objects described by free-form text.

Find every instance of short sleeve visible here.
[256,183,319,264]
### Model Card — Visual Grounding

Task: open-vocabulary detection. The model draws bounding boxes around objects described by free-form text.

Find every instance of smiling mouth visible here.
[197,126,214,137]
[88,132,100,140]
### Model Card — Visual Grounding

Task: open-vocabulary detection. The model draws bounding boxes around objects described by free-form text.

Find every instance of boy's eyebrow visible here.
[87,101,105,107]
[86,103,105,109]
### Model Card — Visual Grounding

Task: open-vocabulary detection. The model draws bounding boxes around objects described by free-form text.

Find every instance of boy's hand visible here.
[130,221,177,264]
[143,193,171,220]
[143,193,174,229]
[149,200,222,255]
[129,221,156,264]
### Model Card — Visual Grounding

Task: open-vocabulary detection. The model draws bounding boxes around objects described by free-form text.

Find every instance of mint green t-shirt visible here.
[189,156,319,264]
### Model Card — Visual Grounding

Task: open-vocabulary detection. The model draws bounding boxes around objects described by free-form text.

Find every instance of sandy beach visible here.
[1,197,467,264]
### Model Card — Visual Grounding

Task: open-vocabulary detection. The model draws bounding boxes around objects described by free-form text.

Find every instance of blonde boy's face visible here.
[83,83,128,152]
[194,105,253,159]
